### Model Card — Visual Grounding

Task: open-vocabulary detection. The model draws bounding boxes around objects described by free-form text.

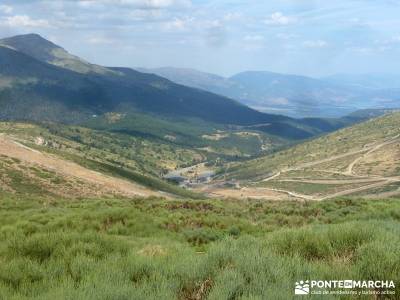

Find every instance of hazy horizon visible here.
[1,0,400,77]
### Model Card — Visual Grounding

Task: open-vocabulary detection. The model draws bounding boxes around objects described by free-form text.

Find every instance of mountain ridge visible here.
[0,34,288,126]
[0,33,355,143]
[139,67,400,118]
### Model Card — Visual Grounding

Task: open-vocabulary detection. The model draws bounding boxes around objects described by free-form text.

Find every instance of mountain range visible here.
[139,67,400,118]
[0,34,276,126]
[0,33,369,144]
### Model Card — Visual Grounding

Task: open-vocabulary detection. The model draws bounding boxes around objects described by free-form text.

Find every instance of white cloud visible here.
[386,35,400,44]
[163,17,189,30]
[3,15,51,28]
[223,12,241,22]
[303,40,328,48]
[264,12,296,26]
[78,0,191,9]
[204,21,227,48]
[392,36,400,42]
[87,37,114,45]
[0,5,13,14]
[244,35,264,42]
[276,33,298,40]
[373,35,400,47]
[269,97,289,105]
[348,47,374,54]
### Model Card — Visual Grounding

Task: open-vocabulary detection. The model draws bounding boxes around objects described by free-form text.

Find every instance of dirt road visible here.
[238,134,400,200]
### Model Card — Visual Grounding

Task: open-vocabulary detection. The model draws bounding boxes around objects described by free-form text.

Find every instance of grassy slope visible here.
[0,194,399,299]
[83,112,288,158]
[0,120,292,198]
[224,112,400,180]
[0,122,204,199]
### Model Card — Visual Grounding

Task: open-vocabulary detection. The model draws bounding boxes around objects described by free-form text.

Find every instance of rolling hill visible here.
[209,111,400,200]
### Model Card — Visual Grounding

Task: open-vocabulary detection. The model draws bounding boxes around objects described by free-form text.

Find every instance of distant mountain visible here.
[140,68,400,118]
[136,67,239,96]
[230,71,360,117]
[323,73,400,90]
[0,33,342,142]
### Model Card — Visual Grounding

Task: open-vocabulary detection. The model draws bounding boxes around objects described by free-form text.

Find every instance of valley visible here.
[0,30,399,299]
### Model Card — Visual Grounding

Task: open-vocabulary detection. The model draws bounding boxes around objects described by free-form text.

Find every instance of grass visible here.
[0,193,399,299]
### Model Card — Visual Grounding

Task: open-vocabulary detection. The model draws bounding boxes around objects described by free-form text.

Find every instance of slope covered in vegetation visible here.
[0,194,399,299]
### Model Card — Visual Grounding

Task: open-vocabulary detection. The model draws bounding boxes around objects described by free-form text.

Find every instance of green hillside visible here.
[216,112,400,200]
[0,122,206,199]
[0,120,288,199]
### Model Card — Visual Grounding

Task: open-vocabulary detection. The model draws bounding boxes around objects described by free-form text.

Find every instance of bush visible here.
[183,228,222,246]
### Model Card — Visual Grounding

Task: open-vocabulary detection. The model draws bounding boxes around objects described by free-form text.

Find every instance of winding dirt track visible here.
[0,134,161,198]
[247,134,400,200]
[344,134,400,175]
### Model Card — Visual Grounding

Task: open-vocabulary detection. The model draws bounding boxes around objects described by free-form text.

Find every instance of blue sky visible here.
[1,0,400,77]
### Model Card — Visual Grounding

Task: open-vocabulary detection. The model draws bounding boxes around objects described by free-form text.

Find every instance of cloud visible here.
[276,33,298,40]
[347,46,374,54]
[223,12,241,21]
[264,12,296,26]
[392,36,400,42]
[0,5,13,14]
[204,21,227,48]
[243,35,265,51]
[2,15,51,28]
[244,35,264,42]
[163,17,193,30]
[373,35,400,48]
[384,35,400,44]
[269,97,289,105]
[87,37,114,45]
[303,40,328,48]
[78,0,191,9]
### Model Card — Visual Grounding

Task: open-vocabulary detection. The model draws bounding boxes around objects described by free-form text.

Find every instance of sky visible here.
[0,0,400,77]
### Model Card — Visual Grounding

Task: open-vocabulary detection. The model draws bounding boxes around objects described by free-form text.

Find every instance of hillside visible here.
[0,33,114,75]
[208,112,400,200]
[136,67,238,97]
[0,133,158,198]
[0,122,208,199]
